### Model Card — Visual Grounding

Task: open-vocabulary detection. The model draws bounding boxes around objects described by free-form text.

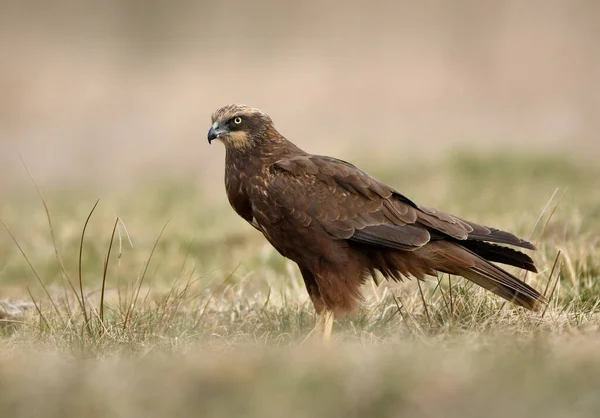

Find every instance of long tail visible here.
[419,241,545,310]
[459,240,538,273]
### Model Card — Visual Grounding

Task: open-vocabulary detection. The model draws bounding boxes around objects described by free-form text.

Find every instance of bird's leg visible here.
[300,309,326,344]
[315,310,326,329]
[322,310,334,343]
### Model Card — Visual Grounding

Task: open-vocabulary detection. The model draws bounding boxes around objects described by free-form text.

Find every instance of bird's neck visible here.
[225,134,306,172]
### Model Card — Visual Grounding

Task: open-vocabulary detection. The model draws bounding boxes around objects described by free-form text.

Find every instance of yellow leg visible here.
[315,310,326,329]
[322,310,334,343]
[301,310,326,344]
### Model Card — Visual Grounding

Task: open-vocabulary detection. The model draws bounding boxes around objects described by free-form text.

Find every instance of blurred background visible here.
[0,0,598,192]
[2,6,600,414]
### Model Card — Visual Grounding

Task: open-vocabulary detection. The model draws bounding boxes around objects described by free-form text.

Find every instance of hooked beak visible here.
[207,123,228,144]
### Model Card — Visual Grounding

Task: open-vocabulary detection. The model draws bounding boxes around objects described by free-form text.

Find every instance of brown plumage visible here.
[208,104,545,324]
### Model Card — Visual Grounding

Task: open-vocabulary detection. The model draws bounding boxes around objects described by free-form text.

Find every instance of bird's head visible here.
[208,104,275,150]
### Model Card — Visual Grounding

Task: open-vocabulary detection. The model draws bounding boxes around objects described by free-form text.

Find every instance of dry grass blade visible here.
[25,285,52,331]
[528,187,559,241]
[434,274,450,315]
[415,278,431,328]
[448,275,454,317]
[542,251,562,299]
[19,155,82,311]
[0,217,65,327]
[541,265,562,319]
[378,294,403,331]
[195,264,240,327]
[499,189,564,311]
[101,217,120,324]
[534,188,567,249]
[395,293,424,336]
[176,238,195,279]
[123,221,169,330]
[156,273,202,327]
[117,217,134,251]
[0,319,27,324]
[78,199,100,330]
[539,250,563,319]
[263,286,272,308]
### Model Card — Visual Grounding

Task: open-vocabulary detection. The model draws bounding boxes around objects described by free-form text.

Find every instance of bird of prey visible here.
[207,104,544,340]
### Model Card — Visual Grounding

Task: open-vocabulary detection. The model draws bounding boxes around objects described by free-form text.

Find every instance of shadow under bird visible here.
[207,104,545,340]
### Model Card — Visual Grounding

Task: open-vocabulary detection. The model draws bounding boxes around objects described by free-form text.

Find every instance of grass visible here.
[1,152,600,417]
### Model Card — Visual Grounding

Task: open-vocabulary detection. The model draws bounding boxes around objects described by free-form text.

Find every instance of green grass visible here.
[1,152,600,417]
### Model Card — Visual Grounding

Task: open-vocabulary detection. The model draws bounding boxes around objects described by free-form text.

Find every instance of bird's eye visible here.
[234,117,242,125]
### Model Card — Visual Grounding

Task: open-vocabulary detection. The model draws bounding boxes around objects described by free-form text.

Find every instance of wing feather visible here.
[270,155,535,252]
[271,155,424,250]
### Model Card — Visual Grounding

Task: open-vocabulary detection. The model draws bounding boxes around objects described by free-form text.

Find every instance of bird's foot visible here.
[301,310,334,344]
[322,310,334,343]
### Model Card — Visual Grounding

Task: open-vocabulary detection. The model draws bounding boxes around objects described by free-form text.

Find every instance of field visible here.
[1,2,600,416]
[1,152,600,417]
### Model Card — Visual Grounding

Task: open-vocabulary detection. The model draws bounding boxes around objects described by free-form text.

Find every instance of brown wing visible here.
[269,155,534,253]
[270,155,428,250]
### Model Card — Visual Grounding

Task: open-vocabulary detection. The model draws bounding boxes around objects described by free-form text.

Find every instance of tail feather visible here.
[465,225,536,250]
[459,240,538,273]
[457,263,544,311]
[419,242,545,311]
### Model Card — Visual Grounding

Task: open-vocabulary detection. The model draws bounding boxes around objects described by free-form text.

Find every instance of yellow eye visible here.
[234,117,242,124]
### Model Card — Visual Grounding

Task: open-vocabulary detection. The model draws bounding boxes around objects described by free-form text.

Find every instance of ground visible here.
[1,152,599,417]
